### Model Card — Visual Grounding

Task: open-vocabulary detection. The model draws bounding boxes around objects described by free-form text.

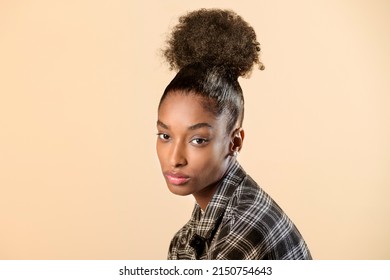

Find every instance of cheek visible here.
[156,142,166,166]
[209,138,230,160]
[190,143,228,171]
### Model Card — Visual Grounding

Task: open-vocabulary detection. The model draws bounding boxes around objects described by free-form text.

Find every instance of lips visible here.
[164,172,190,185]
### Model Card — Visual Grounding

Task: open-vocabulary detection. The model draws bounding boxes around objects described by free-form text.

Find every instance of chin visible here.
[167,184,193,196]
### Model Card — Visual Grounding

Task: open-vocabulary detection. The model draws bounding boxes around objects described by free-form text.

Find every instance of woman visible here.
[156,8,311,260]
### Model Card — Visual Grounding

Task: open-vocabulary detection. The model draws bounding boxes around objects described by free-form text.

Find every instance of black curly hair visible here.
[159,8,264,133]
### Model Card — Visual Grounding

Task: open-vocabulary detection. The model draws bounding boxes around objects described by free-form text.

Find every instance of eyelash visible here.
[156,133,209,146]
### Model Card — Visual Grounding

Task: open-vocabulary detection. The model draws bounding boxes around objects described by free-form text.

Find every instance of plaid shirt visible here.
[167,161,312,260]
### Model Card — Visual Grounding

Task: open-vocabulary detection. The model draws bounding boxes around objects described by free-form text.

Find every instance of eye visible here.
[190,138,208,145]
[157,133,170,141]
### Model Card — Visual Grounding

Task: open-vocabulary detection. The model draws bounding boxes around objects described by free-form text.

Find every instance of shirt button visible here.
[180,236,187,245]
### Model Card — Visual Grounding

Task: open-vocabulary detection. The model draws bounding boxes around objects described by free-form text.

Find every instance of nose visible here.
[169,141,187,168]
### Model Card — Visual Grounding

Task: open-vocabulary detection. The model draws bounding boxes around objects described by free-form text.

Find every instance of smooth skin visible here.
[156,91,244,209]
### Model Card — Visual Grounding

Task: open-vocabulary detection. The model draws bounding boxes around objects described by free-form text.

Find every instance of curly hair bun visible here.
[163,8,264,78]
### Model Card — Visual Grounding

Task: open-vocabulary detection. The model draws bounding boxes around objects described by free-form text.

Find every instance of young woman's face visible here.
[156,91,234,206]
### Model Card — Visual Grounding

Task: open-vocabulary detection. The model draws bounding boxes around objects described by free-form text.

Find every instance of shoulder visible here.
[216,174,311,259]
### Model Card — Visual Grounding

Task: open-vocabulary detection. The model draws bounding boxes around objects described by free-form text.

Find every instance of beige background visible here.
[1,0,389,259]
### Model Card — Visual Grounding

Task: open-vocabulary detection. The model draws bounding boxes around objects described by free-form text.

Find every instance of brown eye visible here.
[157,133,170,141]
[190,138,208,145]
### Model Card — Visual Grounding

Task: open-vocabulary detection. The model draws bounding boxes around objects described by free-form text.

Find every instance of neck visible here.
[193,158,237,210]
[193,183,219,210]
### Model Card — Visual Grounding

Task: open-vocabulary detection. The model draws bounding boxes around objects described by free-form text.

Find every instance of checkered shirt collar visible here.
[190,160,246,240]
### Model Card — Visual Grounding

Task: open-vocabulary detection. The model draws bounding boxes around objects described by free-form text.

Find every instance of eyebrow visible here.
[188,122,213,130]
[157,120,213,131]
[157,120,168,129]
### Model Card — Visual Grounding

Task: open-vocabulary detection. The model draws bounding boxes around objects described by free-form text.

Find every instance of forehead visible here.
[158,92,224,129]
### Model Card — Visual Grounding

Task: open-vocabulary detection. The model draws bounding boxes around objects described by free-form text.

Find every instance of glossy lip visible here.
[164,171,190,185]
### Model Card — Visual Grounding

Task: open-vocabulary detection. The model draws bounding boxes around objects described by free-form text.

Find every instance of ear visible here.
[230,128,245,155]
